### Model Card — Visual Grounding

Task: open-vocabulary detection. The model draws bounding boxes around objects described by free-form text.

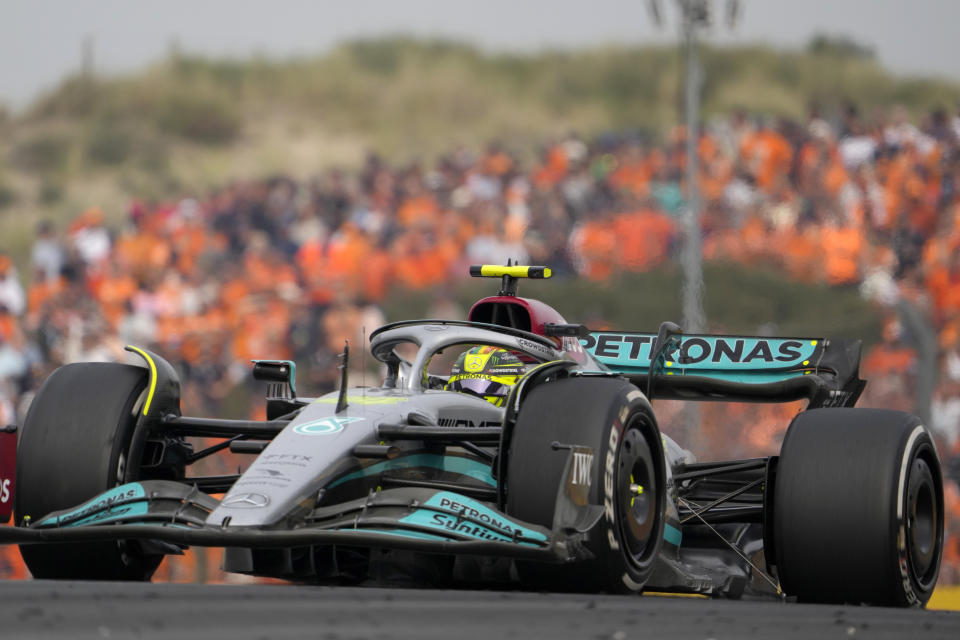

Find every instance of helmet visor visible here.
[449,377,511,398]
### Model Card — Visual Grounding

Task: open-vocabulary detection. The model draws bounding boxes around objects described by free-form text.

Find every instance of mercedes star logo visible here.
[222,493,270,508]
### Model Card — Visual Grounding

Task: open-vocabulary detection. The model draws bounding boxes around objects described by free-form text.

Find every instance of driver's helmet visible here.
[445,346,524,407]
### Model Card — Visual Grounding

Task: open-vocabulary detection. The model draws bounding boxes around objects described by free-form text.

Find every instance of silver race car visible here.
[0,265,944,607]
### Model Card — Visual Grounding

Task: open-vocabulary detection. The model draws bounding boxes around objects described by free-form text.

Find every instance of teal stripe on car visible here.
[664,523,682,546]
[398,491,547,546]
[583,332,819,373]
[39,482,148,527]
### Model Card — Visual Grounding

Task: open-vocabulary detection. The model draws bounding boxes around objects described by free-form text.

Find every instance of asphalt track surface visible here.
[1,581,960,640]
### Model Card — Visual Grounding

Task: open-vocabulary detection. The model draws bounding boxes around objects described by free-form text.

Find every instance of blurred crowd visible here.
[1,101,960,582]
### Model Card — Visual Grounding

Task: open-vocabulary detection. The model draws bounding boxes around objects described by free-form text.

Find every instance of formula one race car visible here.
[0,265,945,607]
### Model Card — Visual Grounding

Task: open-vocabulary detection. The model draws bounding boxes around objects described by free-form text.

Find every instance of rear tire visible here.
[773,408,943,607]
[506,377,665,593]
[15,362,163,580]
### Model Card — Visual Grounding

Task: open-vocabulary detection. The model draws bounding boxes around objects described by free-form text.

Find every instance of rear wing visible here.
[581,331,865,408]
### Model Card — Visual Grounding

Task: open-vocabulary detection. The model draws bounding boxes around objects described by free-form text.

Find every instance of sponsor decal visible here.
[234,481,288,489]
[222,493,270,509]
[565,446,595,506]
[263,453,312,461]
[399,492,547,545]
[0,428,14,521]
[820,390,854,408]
[447,373,511,381]
[437,417,501,428]
[235,466,291,489]
[604,422,621,551]
[563,336,583,354]
[293,416,364,435]
[581,333,818,370]
[562,336,589,364]
[258,453,313,467]
[571,451,594,488]
[517,338,553,358]
[464,353,488,372]
[40,483,147,527]
[76,506,135,525]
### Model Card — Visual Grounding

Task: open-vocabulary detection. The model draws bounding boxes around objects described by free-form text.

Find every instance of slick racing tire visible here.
[506,377,665,593]
[15,363,163,580]
[773,408,943,607]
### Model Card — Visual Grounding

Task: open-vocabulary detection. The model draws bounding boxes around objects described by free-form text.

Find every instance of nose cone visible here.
[206,393,406,528]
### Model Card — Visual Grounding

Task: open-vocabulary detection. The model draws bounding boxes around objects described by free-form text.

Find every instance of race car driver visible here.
[445,345,525,407]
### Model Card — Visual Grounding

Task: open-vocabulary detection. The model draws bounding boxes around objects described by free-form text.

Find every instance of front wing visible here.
[1,480,586,564]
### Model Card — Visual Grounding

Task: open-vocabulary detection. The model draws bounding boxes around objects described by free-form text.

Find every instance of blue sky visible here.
[2,0,958,109]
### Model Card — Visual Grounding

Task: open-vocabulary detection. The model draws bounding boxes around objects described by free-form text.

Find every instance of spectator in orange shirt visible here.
[740,120,793,193]
[820,213,866,286]
[397,173,439,228]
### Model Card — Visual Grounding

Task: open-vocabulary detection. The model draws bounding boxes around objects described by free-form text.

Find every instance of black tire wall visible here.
[506,376,665,592]
[773,408,943,607]
[15,362,162,580]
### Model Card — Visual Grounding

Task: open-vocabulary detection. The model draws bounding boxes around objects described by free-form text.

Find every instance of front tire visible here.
[15,362,163,580]
[506,377,665,593]
[773,408,943,607]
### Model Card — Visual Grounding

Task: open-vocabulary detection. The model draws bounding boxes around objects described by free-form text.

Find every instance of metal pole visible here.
[681,1,706,335]
[679,1,707,445]
[81,34,95,78]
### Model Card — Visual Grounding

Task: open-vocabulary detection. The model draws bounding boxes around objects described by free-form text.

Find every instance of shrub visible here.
[86,122,134,165]
[28,76,99,119]
[136,137,170,172]
[0,180,16,209]
[11,132,71,173]
[38,178,64,204]
[153,89,241,144]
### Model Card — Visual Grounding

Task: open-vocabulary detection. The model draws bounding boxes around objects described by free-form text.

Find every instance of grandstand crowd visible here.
[1,101,960,582]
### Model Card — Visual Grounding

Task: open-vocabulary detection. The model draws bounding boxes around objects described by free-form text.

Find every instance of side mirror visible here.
[252,360,297,399]
[543,323,591,338]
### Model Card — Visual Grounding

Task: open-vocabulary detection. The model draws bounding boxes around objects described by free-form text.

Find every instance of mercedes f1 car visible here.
[0,265,945,607]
